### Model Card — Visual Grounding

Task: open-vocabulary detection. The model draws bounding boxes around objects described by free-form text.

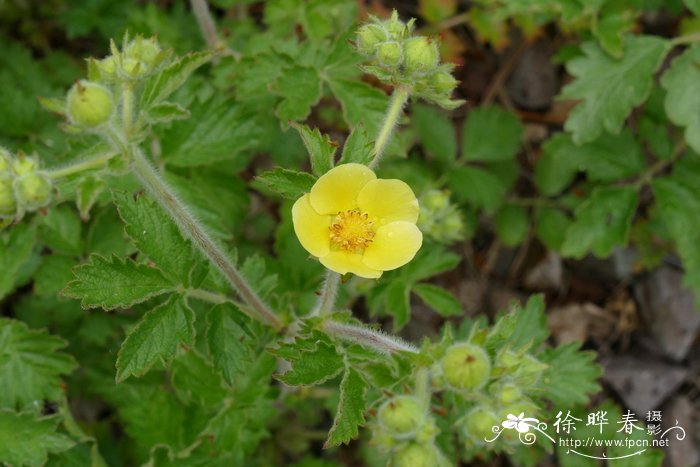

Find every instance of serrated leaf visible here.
[561,186,638,258]
[160,95,260,167]
[0,224,36,300]
[593,11,636,58]
[170,350,228,406]
[112,190,196,285]
[0,410,74,466]
[400,247,461,282]
[256,168,316,199]
[63,255,175,310]
[540,342,602,406]
[412,283,462,316]
[494,205,530,247]
[652,160,700,296]
[508,295,549,350]
[116,295,195,382]
[76,175,105,221]
[275,340,344,386]
[292,123,336,176]
[206,303,252,386]
[272,65,322,122]
[0,319,77,409]
[535,208,571,251]
[146,101,191,123]
[448,165,509,214]
[324,367,367,448]
[339,125,373,166]
[385,280,411,330]
[413,104,457,164]
[560,35,669,144]
[661,43,700,154]
[139,51,212,110]
[462,105,522,162]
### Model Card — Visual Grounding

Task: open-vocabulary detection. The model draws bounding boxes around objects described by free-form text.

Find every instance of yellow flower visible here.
[292,163,422,279]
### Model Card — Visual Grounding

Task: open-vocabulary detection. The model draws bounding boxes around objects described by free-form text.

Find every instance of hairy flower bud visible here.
[464,406,499,442]
[377,396,426,437]
[67,80,114,128]
[385,10,407,39]
[0,174,17,218]
[376,41,403,67]
[440,343,491,390]
[356,24,387,55]
[125,36,161,68]
[430,71,458,93]
[496,382,523,405]
[392,443,439,467]
[404,37,439,74]
[14,172,52,210]
[12,157,37,176]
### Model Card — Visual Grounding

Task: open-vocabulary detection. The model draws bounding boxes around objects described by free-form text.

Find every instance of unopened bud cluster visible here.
[0,147,53,228]
[427,340,547,447]
[61,35,167,132]
[372,395,449,467]
[418,189,466,244]
[355,10,463,109]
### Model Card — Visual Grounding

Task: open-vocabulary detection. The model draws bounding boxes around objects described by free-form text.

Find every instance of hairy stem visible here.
[121,82,134,135]
[129,146,281,328]
[46,152,117,179]
[323,321,419,354]
[186,288,234,305]
[309,270,341,317]
[189,0,219,50]
[369,86,410,170]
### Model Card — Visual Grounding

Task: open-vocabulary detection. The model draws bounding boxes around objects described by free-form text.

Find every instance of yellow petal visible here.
[357,179,420,226]
[362,221,423,271]
[320,251,382,279]
[310,163,376,215]
[292,194,331,257]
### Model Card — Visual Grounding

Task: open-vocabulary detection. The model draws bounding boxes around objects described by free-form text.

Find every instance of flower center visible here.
[329,209,375,253]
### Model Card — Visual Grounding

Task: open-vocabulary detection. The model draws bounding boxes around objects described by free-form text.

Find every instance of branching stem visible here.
[46,152,117,179]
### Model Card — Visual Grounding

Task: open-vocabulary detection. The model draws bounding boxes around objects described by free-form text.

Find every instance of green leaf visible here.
[0,410,74,466]
[0,318,77,409]
[535,208,571,251]
[652,160,700,295]
[412,283,462,317]
[462,105,522,162]
[76,175,105,220]
[275,340,344,386]
[324,367,367,448]
[292,123,336,176]
[256,167,316,199]
[0,224,36,300]
[400,247,461,282]
[145,101,191,123]
[63,255,175,310]
[508,295,549,350]
[535,134,581,196]
[112,190,196,285]
[494,205,530,247]
[561,186,638,258]
[272,65,323,122]
[560,35,669,144]
[448,166,509,214]
[160,95,260,167]
[339,125,373,166]
[38,206,83,256]
[593,11,636,58]
[170,350,228,406]
[540,342,602,406]
[660,43,700,154]
[385,280,411,330]
[139,51,212,110]
[206,303,252,386]
[413,104,457,163]
[684,0,700,15]
[34,255,75,297]
[116,295,195,382]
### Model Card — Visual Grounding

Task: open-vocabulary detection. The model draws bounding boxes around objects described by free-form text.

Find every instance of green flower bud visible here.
[464,406,499,443]
[392,443,438,467]
[385,10,407,39]
[96,56,118,79]
[356,24,388,55]
[12,156,37,176]
[404,37,439,74]
[422,190,450,211]
[376,41,403,67]
[378,396,426,437]
[125,36,161,68]
[495,350,520,370]
[430,71,458,93]
[415,418,438,443]
[440,343,491,390]
[0,174,17,218]
[121,58,147,78]
[67,81,114,128]
[14,172,52,210]
[496,382,523,405]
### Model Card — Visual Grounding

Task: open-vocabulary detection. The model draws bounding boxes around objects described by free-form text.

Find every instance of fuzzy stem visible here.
[46,152,117,179]
[368,86,410,170]
[190,0,220,50]
[186,288,234,305]
[309,270,341,317]
[129,146,281,328]
[323,321,419,354]
[121,82,134,135]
